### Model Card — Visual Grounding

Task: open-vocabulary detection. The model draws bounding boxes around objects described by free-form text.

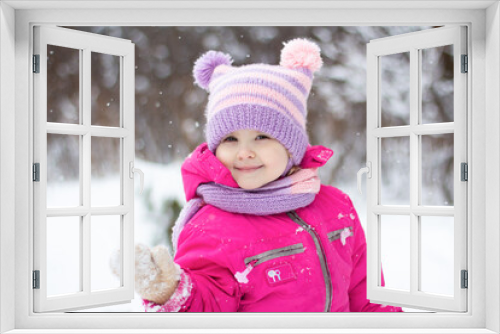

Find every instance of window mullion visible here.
[375,55,382,288]
[46,123,130,137]
[82,47,92,295]
[409,47,420,295]
[373,123,455,138]
[122,48,135,292]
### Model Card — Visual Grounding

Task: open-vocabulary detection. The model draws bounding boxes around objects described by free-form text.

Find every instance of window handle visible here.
[357,162,372,195]
[129,161,144,195]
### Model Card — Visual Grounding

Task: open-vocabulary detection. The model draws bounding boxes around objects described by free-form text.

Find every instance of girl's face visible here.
[215,129,290,190]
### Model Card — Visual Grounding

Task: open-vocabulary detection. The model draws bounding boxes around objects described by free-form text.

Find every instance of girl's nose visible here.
[237,146,256,160]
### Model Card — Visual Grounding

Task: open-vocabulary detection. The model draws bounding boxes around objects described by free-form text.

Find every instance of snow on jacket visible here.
[144,143,402,313]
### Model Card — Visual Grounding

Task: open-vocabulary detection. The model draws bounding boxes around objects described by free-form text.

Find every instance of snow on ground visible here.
[46,159,450,313]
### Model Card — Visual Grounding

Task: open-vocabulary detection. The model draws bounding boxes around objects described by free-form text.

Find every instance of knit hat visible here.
[193,38,322,166]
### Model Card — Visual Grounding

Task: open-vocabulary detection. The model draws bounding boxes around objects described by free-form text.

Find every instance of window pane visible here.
[420,216,454,296]
[91,215,121,291]
[91,52,121,127]
[421,134,454,206]
[47,134,80,207]
[381,137,410,205]
[380,215,410,291]
[47,45,80,124]
[47,216,81,296]
[380,52,410,127]
[421,45,454,124]
[91,137,121,207]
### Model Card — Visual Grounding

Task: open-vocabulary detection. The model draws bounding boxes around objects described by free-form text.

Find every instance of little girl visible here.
[131,39,402,312]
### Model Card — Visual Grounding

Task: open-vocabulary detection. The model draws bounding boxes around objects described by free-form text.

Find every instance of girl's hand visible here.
[134,244,181,304]
[110,244,181,305]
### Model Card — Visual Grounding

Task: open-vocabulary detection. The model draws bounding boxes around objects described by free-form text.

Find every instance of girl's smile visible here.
[234,165,263,172]
[215,129,290,189]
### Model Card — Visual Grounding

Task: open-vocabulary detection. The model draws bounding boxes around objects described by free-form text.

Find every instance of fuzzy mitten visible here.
[110,244,181,305]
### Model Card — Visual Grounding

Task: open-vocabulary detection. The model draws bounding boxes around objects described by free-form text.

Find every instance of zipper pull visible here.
[234,262,256,284]
[340,227,353,245]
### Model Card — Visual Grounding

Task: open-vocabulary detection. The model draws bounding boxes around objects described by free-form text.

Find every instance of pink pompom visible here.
[193,51,233,90]
[280,38,323,73]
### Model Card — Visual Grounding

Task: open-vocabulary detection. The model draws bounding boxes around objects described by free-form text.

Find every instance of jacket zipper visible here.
[244,243,305,267]
[287,211,332,312]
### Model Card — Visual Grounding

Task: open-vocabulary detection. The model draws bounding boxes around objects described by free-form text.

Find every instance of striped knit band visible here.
[206,104,309,166]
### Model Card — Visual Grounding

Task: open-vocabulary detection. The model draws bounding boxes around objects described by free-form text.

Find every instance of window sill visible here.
[3,329,499,334]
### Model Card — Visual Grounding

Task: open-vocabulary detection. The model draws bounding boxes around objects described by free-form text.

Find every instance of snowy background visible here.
[44,26,455,312]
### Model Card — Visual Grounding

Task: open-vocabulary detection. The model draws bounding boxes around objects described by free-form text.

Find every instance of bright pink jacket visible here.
[144,144,402,313]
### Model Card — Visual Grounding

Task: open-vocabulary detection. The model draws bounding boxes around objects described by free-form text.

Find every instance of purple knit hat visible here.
[192,38,322,166]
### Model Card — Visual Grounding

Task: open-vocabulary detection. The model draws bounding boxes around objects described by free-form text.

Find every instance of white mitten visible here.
[110,244,181,305]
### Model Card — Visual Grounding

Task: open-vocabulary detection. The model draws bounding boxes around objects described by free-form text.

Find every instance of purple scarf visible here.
[172,168,320,252]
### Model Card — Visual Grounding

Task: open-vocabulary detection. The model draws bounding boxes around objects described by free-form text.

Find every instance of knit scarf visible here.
[172,168,320,252]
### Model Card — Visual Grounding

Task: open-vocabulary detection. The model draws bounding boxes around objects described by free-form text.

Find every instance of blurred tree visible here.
[161,198,182,252]
[141,186,182,251]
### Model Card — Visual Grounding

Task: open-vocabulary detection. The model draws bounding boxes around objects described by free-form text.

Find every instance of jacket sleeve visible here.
[346,197,403,313]
[144,219,242,312]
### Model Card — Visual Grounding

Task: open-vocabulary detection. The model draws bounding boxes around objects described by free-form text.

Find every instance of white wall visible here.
[486,2,500,333]
[0,2,16,334]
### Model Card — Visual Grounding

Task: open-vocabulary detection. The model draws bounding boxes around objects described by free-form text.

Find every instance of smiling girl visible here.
[123,39,402,313]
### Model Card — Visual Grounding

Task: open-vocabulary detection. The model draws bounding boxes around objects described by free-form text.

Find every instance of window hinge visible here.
[33,54,40,73]
[33,270,40,289]
[33,163,40,182]
[461,163,468,181]
[461,54,468,73]
[461,270,468,289]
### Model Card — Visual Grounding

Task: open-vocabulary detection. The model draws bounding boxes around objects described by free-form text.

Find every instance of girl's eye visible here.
[256,135,270,140]
[223,136,237,142]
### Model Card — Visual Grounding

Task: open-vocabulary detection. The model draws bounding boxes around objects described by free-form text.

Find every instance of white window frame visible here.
[365,26,468,312]
[1,1,499,333]
[32,25,136,312]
